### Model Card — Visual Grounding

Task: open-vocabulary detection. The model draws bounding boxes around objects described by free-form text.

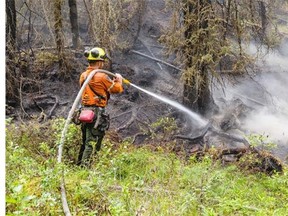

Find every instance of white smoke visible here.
[217,42,288,159]
[244,108,288,143]
[242,45,288,144]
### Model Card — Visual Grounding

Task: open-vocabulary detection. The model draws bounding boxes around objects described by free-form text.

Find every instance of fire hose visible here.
[57,69,130,216]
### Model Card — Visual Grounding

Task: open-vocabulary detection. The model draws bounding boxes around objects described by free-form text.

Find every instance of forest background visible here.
[1,0,288,214]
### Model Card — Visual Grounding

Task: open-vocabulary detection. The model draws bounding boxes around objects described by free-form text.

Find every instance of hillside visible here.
[5,0,288,215]
[6,0,288,163]
[5,120,288,215]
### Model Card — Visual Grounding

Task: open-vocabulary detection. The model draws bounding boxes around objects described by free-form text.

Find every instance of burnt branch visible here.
[47,95,59,119]
[32,94,59,121]
[173,135,205,144]
[110,110,132,120]
[130,50,181,71]
[116,107,139,132]
[131,132,149,144]
[209,128,250,146]
[174,122,249,146]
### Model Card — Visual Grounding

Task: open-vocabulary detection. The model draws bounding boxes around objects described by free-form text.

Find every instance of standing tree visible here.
[6,0,18,103]
[84,0,146,50]
[6,0,16,52]
[161,0,280,115]
[68,0,81,49]
[182,0,217,115]
[53,0,66,70]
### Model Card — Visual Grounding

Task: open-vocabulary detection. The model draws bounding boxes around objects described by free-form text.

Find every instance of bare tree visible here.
[68,0,81,49]
[85,0,146,50]
[6,0,18,103]
[53,0,65,69]
[6,0,16,52]
[258,1,268,43]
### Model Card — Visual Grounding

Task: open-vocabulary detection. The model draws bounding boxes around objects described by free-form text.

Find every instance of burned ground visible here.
[6,0,288,173]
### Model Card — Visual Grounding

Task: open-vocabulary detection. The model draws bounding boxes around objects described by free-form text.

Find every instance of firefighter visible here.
[77,47,123,167]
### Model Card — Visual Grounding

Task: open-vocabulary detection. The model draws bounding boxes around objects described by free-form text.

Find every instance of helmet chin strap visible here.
[99,61,104,68]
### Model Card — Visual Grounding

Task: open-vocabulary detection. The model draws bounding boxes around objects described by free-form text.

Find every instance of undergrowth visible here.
[6,118,288,215]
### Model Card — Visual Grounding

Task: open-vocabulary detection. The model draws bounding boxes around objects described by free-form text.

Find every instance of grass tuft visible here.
[6,119,288,215]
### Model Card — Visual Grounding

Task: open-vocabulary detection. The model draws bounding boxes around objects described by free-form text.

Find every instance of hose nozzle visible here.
[123,79,131,85]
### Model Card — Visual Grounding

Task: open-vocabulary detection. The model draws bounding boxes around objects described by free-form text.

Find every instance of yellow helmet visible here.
[84,47,107,61]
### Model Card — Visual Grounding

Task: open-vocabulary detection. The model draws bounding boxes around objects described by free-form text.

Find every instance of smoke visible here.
[242,44,288,144]
[218,41,288,157]
[244,108,288,143]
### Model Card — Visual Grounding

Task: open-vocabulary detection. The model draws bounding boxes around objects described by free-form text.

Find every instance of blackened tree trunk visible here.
[53,0,65,69]
[6,0,16,52]
[183,66,214,115]
[259,1,267,42]
[68,0,81,49]
[182,0,216,115]
[6,0,19,104]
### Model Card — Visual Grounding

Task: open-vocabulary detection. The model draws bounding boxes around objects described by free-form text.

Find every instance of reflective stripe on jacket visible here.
[80,66,123,107]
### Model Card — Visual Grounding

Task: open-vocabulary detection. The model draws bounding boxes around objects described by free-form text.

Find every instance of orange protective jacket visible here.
[80,66,123,107]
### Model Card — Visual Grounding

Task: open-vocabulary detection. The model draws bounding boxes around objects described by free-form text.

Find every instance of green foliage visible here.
[248,134,277,151]
[52,118,82,163]
[235,134,283,175]
[147,117,179,152]
[6,118,288,215]
[6,118,81,215]
[150,116,178,139]
[151,117,177,131]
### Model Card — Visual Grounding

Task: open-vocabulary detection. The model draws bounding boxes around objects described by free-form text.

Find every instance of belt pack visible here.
[78,107,109,131]
[78,108,96,123]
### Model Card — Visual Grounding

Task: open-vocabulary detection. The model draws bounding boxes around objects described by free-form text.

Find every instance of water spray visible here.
[96,71,207,126]
[130,83,208,127]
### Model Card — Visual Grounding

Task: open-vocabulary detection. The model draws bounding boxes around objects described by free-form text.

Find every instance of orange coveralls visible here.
[79,66,123,107]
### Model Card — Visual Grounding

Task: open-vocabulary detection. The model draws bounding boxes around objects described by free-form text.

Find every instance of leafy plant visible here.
[150,117,178,149]
[5,118,288,215]
[248,133,277,151]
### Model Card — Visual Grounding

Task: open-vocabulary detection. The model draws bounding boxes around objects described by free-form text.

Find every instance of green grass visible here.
[5,118,288,215]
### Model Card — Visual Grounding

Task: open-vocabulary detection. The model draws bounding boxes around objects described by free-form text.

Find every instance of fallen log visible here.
[220,146,283,175]
[173,135,205,144]
[174,123,249,146]
[130,50,181,71]
[173,123,283,174]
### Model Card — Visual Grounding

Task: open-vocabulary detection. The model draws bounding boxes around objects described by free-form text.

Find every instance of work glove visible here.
[114,73,123,85]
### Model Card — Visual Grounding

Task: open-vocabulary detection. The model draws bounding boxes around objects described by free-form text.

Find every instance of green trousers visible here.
[78,123,105,167]
[77,108,110,167]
